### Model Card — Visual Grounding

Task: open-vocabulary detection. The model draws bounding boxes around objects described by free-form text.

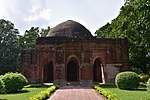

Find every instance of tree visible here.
[0,19,51,74]
[95,0,150,74]
[0,19,20,74]
[95,23,112,38]
[20,26,51,49]
[20,27,40,49]
[40,26,51,37]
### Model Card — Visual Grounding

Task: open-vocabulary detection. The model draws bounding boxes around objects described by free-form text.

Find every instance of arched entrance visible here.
[44,61,53,83]
[93,58,102,83]
[67,59,78,81]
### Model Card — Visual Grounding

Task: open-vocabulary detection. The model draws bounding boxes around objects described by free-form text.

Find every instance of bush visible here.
[139,73,149,83]
[147,78,150,92]
[93,85,117,100]
[0,78,5,93]
[115,71,140,90]
[2,72,28,93]
[30,85,58,100]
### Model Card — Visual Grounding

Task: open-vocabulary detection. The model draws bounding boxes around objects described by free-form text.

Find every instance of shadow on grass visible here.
[97,84,147,91]
[98,84,117,88]
[128,88,147,91]
[7,90,29,94]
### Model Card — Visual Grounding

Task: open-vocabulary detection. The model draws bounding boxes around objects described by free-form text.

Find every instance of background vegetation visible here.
[95,0,150,75]
[0,19,50,74]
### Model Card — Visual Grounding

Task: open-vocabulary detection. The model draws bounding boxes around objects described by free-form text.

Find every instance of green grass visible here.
[0,87,47,100]
[99,84,150,100]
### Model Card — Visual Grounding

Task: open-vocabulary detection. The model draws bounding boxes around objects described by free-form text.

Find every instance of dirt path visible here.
[48,86,106,100]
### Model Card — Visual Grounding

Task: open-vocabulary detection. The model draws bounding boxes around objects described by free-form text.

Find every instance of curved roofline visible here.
[47,20,93,39]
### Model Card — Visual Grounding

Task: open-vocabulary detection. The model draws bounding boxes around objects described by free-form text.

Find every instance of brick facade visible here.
[21,20,129,85]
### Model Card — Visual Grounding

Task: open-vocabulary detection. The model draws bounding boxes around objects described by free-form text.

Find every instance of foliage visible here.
[19,26,51,49]
[40,26,51,37]
[30,85,57,100]
[95,0,150,75]
[147,78,150,92]
[0,19,20,74]
[139,73,149,83]
[0,78,5,93]
[93,85,117,100]
[130,67,142,74]
[1,72,28,93]
[19,27,40,49]
[115,71,140,90]
[95,23,112,38]
[0,18,51,74]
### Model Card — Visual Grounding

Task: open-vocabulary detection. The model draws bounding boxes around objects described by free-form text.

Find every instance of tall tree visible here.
[95,23,112,38]
[95,0,150,74]
[0,19,20,74]
[0,19,51,74]
[40,26,51,37]
[20,26,51,49]
[20,27,40,49]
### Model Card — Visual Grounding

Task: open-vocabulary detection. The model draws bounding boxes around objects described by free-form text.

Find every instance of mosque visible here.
[21,20,128,85]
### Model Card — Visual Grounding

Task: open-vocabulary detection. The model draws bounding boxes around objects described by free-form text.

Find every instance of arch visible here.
[44,61,53,83]
[66,55,80,65]
[93,58,103,83]
[67,58,79,81]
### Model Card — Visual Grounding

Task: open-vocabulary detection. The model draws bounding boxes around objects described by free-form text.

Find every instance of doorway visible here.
[67,60,78,81]
[44,61,53,83]
[93,58,102,82]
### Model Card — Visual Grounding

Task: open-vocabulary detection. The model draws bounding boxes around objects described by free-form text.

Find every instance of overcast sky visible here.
[0,0,125,35]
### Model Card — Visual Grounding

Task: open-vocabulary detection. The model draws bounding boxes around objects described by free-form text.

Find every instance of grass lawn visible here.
[99,84,150,100]
[0,87,47,100]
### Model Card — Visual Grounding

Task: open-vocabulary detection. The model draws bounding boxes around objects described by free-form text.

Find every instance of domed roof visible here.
[47,20,93,39]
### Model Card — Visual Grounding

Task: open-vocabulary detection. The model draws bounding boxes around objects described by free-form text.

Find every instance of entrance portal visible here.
[93,58,102,82]
[44,61,53,83]
[67,60,78,81]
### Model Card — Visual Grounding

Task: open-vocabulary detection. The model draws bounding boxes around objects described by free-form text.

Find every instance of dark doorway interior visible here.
[44,61,53,83]
[93,58,102,82]
[67,60,78,81]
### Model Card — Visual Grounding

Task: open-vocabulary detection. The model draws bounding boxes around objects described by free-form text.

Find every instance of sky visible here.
[0,0,125,35]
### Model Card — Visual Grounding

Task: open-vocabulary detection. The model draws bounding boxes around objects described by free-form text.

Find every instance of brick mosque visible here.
[21,20,129,85]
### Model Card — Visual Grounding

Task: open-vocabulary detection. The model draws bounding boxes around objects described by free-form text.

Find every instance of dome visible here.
[47,20,93,39]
